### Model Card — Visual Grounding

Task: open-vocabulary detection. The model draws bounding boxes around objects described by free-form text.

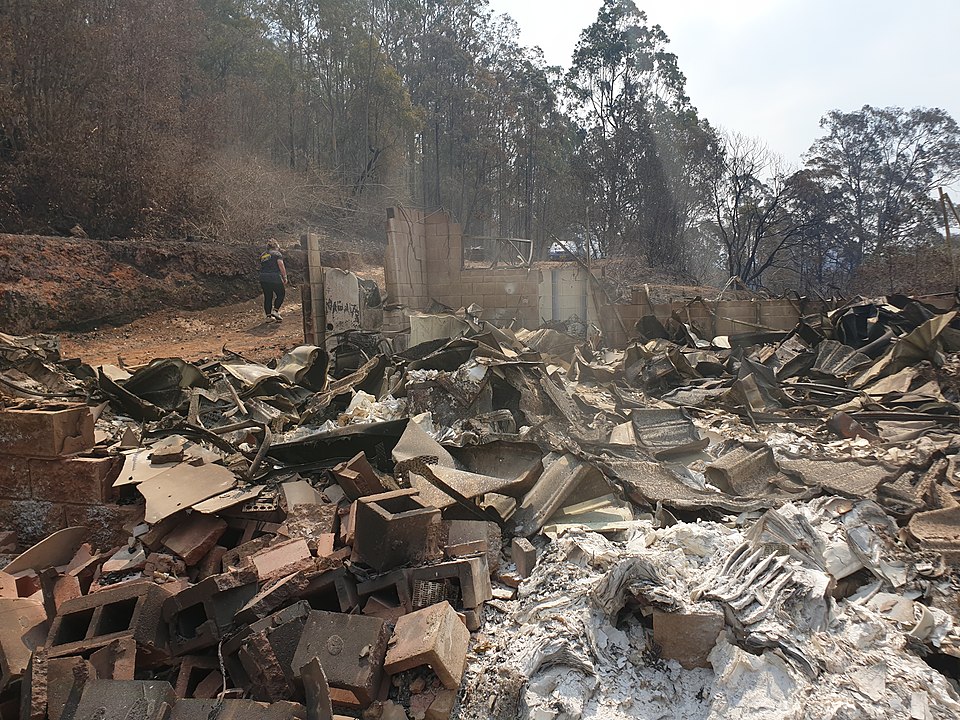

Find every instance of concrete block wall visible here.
[383,208,828,345]
[384,208,539,330]
[616,294,827,341]
[0,405,131,548]
[384,207,428,333]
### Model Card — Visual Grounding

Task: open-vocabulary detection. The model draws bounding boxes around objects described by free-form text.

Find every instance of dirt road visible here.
[60,296,307,367]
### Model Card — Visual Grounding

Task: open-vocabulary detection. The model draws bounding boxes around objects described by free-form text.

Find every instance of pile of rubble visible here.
[1,292,960,719]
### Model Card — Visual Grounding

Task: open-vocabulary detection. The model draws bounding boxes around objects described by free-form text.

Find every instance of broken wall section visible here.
[383,208,539,334]
[0,404,130,548]
[381,207,831,347]
[301,231,382,348]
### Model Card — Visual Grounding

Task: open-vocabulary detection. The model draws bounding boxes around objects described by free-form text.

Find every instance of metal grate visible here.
[412,580,449,609]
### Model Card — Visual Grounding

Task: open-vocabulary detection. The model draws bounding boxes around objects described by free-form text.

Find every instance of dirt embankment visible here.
[0,235,313,333]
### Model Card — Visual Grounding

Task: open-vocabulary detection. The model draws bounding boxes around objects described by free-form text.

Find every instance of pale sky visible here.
[487,0,960,167]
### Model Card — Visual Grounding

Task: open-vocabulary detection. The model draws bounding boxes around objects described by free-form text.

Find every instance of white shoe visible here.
[271,310,283,322]
[265,314,276,324]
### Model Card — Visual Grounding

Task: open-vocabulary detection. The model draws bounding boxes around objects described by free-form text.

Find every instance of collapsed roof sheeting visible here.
[2,290,960,717]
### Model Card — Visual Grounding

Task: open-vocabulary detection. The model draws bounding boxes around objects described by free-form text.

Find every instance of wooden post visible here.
[939,189,957,290]
[300,232,326,348]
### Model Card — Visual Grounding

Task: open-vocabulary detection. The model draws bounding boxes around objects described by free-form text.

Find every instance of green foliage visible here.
[566,0,718,270]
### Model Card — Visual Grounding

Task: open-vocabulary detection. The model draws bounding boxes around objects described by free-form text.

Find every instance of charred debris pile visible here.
[1,294,960,719]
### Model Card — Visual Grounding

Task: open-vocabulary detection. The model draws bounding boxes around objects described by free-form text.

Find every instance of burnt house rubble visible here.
[3,217,960,718]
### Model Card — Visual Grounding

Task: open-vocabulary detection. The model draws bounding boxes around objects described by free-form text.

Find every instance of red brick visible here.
[29,455,121,504]
[163,514,228,566]
[40,568,83,620]
[425,689,457,720]
[193,669,225,699]
[328,687,362,710]
[383,601,469,689]
[511,537,537,579]
[51,575,82,611]
[315,533,335,557]
[140,514,183,551]
[0,405,94,458]
[331,452,385,500]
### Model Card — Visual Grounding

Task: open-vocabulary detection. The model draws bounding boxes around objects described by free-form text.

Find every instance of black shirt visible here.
[259,249,283,282]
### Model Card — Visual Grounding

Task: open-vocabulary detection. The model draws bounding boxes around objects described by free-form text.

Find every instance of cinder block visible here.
[383,601,469,689]
[0,455,31,499]
[46,655,94,720]
[357,569,412,613]
[238,602,312,701]
[511,538,537,579]
[251,537,312,581]
[0,404,94,458]
[174,655,220,699]
[652,609,725,669]
[68,680,176,720]
[0,500,67,546]
[163,514,228,566]
[163,572,259,656]
[0,530,16,553]
[361,595,406,624]
[88,637,136,680]
[62,502,140,551]
[409,556,492,610]
[351,490,441,572]
[297,566,359,613]
[292,610,389,705]
[29,455,121,504]
[46,581,171,661]
[331,453,385,500]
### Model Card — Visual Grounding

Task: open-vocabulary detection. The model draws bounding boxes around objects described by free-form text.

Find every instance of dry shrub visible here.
[850,244,959,296]
[183,151,344,245]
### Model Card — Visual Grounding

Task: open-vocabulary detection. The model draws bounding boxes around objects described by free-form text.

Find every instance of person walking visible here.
[259,239,288,323]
